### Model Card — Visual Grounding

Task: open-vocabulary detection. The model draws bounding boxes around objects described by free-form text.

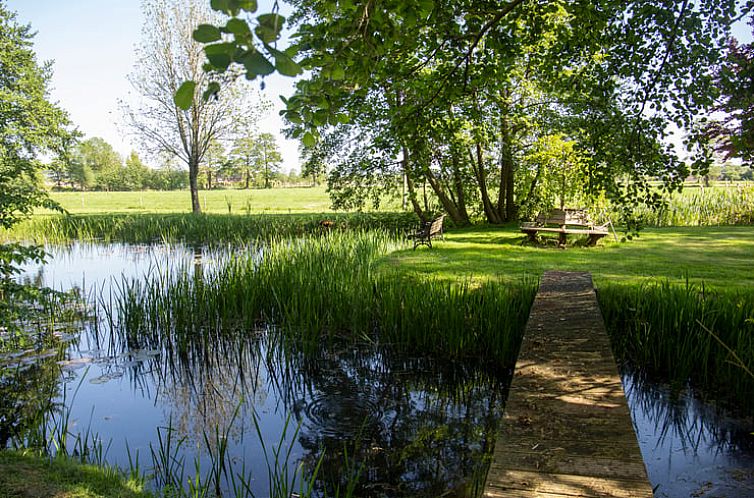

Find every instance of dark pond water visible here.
[4,243,754,497]
[622,368,754,498]
[4,243,506,497]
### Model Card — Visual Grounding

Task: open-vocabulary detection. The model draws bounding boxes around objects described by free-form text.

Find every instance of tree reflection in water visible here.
[97,316,511,497]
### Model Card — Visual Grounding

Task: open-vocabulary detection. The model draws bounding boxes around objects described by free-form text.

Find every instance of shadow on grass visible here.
[385,225,754,290]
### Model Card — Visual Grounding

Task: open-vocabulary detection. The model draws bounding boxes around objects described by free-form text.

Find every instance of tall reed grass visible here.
[598,281,754,409]
[609,184,754,227]
[106,231,536,364]
[1,212,420,246]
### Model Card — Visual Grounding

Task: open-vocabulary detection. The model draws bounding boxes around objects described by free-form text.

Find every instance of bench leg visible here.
[526,232,538,243]
[558,232,567,248]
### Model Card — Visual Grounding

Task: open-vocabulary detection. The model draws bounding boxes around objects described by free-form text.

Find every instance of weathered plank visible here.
[483,271,653,498]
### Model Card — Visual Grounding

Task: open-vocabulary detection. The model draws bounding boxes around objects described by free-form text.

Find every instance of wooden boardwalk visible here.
[483,271,654,498]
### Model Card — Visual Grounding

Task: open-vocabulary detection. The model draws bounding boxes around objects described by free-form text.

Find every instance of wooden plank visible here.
[482,271,653,497]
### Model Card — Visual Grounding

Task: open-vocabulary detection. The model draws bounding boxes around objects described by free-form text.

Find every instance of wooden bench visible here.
[410,214,445,249]
[521,208,609,247]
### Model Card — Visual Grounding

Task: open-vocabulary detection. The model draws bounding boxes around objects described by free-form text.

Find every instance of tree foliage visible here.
[0,2,71,288]
[123,0,264,213]
[0,3,69,231]
[194,0,752,224]
[705,19,754,165]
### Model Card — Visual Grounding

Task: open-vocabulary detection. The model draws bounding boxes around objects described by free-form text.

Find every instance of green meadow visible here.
[44,186,380,215]
[383,224,754,290]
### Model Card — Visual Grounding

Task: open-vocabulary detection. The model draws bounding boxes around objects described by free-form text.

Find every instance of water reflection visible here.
[623,367,754,497]
[9,243,754,496]
[8,241,509,496]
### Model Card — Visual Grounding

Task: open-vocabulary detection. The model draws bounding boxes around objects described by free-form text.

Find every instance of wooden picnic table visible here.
[521,208,610,247]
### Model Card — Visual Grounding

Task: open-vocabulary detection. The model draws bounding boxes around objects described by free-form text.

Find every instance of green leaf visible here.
[202,82,221,101]
[238,0,257,12]
[255,13,286,43]
[174,81,196,110]
[226,18,251,37]
[210,0,230,13]
[258,13,286,29]
[272,51,302,77]
[242,52,275,76]
[193,24,222,43]
[204,43,235,71]
[302,131,316,147]
[331,65,345,80]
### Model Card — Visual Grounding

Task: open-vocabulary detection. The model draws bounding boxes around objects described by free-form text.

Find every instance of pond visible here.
[5,242,507,497]
[3,243,754,497]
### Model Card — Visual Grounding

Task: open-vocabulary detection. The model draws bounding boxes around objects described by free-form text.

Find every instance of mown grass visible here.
[45,187,336,214]
[0,450,153,498]
[381,224,754,290]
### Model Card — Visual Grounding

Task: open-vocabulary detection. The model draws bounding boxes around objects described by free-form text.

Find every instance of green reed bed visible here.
[2,212,420,246]
[109,231,536,363]
[598,281,754,409]
[620,184,754,227]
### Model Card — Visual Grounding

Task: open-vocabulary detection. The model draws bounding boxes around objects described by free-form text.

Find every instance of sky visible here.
[6,1,754,173]
[7,0,301,173]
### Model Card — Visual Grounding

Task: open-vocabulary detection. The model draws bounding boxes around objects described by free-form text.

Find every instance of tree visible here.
[201,139,227,189]
[123,0,262,213]
[73,137,122,191]
[229,135,257,189]
[253,133,282,189]
[705,20,754,165]
[0,3,70,283]
[195,0,752,225]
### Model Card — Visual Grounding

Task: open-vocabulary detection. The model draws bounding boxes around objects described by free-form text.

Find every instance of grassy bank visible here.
[384,224,754,408]
[0,450,152,498]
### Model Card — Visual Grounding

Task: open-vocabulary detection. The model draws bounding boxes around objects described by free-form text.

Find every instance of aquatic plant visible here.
[1,212,420,246]
[599,280,754,410]
[602,184,754,227]
[105,231,536,363]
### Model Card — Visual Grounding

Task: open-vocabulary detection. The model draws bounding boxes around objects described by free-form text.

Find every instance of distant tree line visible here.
[46,134,310,191]
[46,137,188,191]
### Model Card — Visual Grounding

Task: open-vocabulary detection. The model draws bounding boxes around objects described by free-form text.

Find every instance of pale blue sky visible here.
[7,1,753,173]
[8,0,300,172]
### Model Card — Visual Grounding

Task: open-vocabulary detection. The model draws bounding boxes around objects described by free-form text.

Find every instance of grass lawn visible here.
[46,187,334,214]
[381,224,754,290]
[45,187,402,215]
[0,450,152,498]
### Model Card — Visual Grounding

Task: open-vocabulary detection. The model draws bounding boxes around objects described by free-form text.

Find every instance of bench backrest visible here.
[427,215,445,235]
[537,209,592,227]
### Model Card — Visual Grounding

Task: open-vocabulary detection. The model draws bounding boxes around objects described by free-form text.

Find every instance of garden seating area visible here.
[521,208,611,247]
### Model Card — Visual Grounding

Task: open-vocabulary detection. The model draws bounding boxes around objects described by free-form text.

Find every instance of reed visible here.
[106,231,536,364]
[598,280,754,409]
[1,212,420,246]
[607,184,754,227]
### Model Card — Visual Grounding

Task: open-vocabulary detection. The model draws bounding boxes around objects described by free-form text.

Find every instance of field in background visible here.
[45,187,343,214]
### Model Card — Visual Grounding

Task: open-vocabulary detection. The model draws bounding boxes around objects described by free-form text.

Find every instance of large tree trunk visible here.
[424,164,469,225]
[401,145,426,221]
[189,157,201,214]
[471,142,502,224]
[497,119,516,221]
[451,153,470,223]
